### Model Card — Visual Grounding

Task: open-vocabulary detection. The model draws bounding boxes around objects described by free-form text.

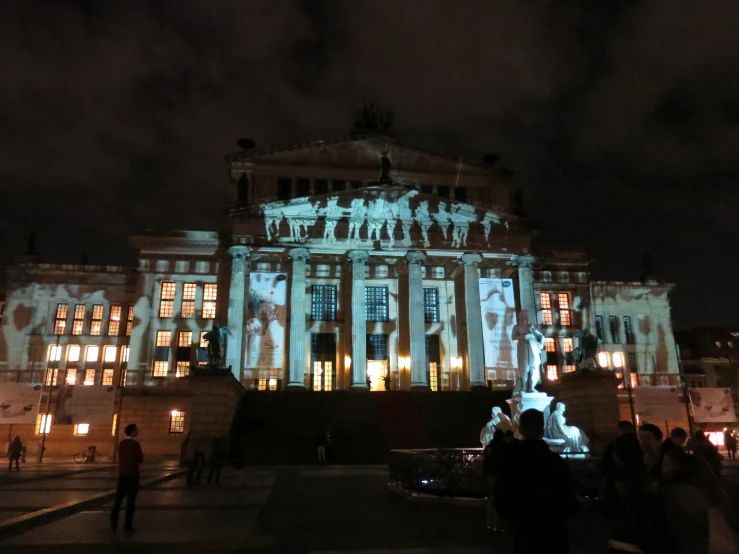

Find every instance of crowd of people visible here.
[483,413,736,554]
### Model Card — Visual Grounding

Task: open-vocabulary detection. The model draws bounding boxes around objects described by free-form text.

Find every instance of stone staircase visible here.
[230,390,511,464]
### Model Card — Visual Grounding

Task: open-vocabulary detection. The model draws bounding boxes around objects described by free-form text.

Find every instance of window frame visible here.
[365,286,389,322]
[202,284,218,319]
[540,292,553,326]
[90,304,104,336]
[311,285,337,322]
[423,287,440,323]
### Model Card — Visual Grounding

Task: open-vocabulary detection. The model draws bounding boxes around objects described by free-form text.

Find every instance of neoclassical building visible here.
[0,134,682,443]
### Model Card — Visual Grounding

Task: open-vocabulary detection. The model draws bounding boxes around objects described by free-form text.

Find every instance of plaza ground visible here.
[0,459,738,553]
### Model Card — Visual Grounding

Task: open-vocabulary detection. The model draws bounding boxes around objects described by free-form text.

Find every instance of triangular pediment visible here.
[254,186,514,251]
[227,135,490,175]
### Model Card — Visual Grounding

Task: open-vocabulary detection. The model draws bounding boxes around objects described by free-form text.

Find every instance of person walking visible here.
[726,432,737,461]
[7,436,22,472]
[483,429,507,532]
[316,429,328,463]
[110,423,144,532]
[207,435,226,485]
[496,409,578,554]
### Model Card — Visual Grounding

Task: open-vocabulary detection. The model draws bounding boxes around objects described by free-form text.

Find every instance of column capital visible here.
[288,247,311,261]
[460,253,483,266]
[228,245,251,258]
[348,250,369,264]
[405,251,427,265]
[510,254,536,269]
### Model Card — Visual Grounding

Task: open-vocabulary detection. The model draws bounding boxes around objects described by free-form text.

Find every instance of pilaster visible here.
[225,245,251,381]
[348,250,369,389]
[287,248,310,389]
[461,253,485,389]
[406,251,428,390]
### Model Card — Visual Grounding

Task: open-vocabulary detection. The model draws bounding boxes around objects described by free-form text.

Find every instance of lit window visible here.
[178,331,192,347]
[72,305,85,336]
[257,378,267,391]
[74,423,89,436]
[546,365,558,381]
[613,352,625,369]
[423,288,440,323]
[45,368,59,386]
[540,292,553,326]
[156,330,172,347]
[111,414,118,436]
[365,286,389,322]
[630,372,639,388]
[202,284,218,319]
[86,345,99,362]
[200,332,208,348]
[557,293,570,309]
[67,345,81,363]
[65,368,77,385]
[311,285,337,321]
[176,361,190,378]
[54,303,68,335]
[102,369,114,386]
[104,346,117,363]
[169,410,185,434]
[125,305,134,336]
[182,283,196,319]
[269,378,278,390]
[153,361,168,377]
[84,369,96,385]
[597,352,610,368]
[91,304,104,334]
[159,281,176,318]
[429,362,439,391]
[545,338,556,353]
[564,364,575,373]
[108,305,121,336]
[35,414,51,435]
[563,338,574,353]
[122,346,130,363]
[48,345,62,362]
[560,309,572,326]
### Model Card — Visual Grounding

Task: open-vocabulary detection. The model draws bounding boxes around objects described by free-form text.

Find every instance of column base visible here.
[349,384,370,392]
[470,384,489,392]
[410,384,431,392]
[284,383,307,391]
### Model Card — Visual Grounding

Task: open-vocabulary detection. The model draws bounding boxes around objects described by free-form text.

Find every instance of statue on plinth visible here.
[512,309,545,393]
[480,406,513,446]
[572,329,603,371]
[545,402,589,453]
[203,324,232,368]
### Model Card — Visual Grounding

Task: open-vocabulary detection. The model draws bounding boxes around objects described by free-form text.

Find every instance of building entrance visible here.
[310,333,335,391]
[367,334,389,391]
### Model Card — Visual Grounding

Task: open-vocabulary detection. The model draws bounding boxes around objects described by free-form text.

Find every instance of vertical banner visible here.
[689,388,738,423]
[51,385,115,424]
[633,386,683,421]
[0,383,42,424]
[246,272,287,370]
[479,278,517,370]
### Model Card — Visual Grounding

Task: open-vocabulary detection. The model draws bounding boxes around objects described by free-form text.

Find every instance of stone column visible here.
[226,245,251,380]
[287,248,310,389]
[406,251,428,390]
[516,255,537,318]
[461,253,486,389]
[348,250,369,389]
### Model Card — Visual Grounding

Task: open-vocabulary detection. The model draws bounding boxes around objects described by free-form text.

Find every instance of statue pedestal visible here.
[507,392,553,416]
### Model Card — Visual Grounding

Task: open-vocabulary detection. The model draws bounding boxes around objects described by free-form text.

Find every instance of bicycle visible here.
[73,445,100,463]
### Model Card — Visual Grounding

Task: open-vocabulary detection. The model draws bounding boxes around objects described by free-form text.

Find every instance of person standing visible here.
[727,432,737,461]
[110,423,144,532]
[207,435,226,485]
[496,409,578,554]
[7,436,22,472]
[316,429,327,463]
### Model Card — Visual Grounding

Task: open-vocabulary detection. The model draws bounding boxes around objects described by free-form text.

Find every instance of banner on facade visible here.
[0,383,42,424]
[246,272,287,370]
[479,278,517,370]
[51,385,115,425]
[633,386,683,421]
[689,388,737,423]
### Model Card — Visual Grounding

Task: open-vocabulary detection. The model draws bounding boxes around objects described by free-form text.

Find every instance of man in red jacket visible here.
[110,423,144,531]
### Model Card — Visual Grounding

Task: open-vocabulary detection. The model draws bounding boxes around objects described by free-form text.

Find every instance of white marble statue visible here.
[479,406,513,446]
[450,204,472,247]
[347,198,366,240]
[367,198,386,241]
[433,202,452,241]
[481,211,500,245]
[512,309,545,394]
[320,197,343,244]
[397,195,413,243]
[545,402,590,453]
[415,201,432,247]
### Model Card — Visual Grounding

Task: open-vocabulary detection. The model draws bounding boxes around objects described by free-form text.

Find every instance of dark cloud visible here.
[0,0,737,328]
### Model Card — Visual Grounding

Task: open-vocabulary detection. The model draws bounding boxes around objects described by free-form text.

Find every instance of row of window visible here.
[159,282,218,319]
[53,304,133,337]
[594,315,636,345]
[46,345,130,386]
[540,292,572,326]
[274,177,468,203]
[310,285,440,323]
[35,410,185,436]
[152,330,209,378]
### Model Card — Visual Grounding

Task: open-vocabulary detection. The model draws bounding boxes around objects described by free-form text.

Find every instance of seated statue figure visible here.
[479,406,513,446]
[545,402,589,453]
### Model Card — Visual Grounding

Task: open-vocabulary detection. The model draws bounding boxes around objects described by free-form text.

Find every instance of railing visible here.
[388,448,486,498]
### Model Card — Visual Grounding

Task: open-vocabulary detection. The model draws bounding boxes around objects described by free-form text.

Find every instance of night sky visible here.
[1,1,738,329]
